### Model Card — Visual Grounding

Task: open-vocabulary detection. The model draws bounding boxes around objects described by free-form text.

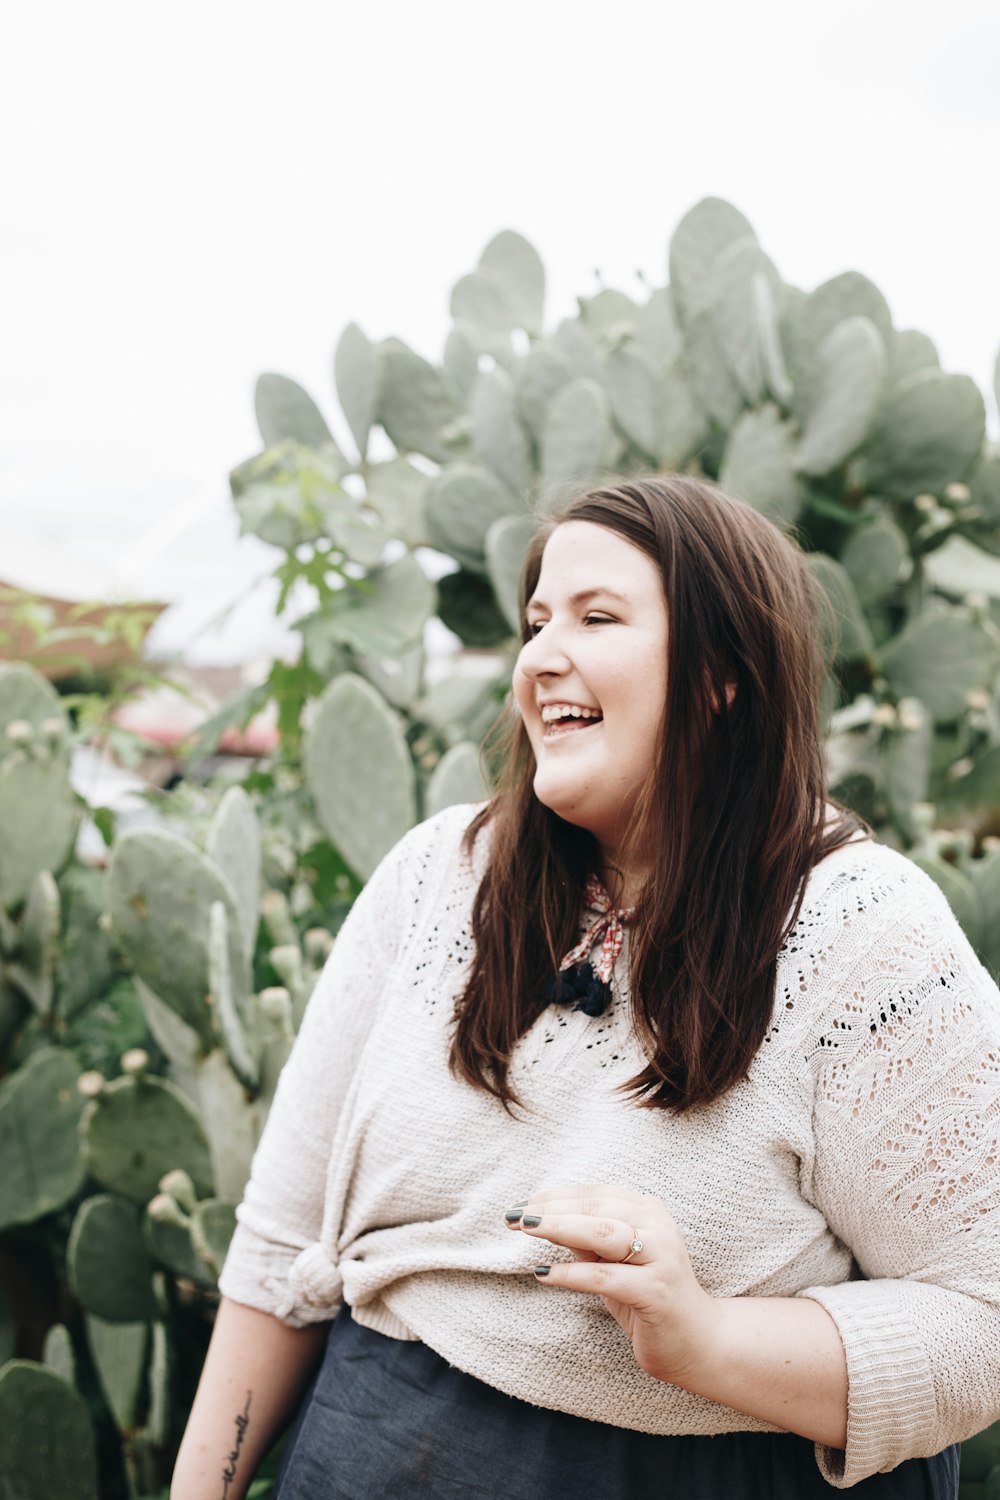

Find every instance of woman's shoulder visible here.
[778,834,998,1070]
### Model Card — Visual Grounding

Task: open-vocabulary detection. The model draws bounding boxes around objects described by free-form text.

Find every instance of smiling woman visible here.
[173,475,999,1500]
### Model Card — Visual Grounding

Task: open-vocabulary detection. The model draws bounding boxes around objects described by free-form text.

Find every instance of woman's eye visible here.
[583,614,614,626]
[525,614,614,636]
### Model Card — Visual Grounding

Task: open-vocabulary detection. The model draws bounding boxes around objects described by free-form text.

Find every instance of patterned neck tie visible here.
[544,875,635,1016]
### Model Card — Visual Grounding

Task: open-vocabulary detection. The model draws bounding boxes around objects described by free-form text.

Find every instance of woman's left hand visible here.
[505,1182,722,1388]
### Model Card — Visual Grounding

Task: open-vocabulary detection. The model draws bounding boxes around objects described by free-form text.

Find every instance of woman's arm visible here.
[683,1293,847,1448]
[170,1298,328,1500]
[513,1192,848,1448]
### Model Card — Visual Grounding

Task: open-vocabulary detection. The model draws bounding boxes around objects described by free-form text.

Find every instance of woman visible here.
[172,475,1000,1498]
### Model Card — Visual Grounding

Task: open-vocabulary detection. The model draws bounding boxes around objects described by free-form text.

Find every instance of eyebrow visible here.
[525,586,631,612]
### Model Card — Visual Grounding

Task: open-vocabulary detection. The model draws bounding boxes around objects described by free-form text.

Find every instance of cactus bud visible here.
[872,704,898,728]
[965,689,991,712]
[948,757,974,781]
[120,1048,149,1077]
[78,1070,105,1098]
[261,890,296,947]
[147,1193,192,1231]
[259,984,293,1013]
[303,927,334,964]
[97,912,114,935]
[159,1168,198,1214]
[914,493,937,512]
[39,716,65,742]
[897,700,925,732]
[5,719,31,745]
[944,482,971,503]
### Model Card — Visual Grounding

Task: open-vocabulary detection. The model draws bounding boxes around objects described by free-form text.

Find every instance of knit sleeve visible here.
[794,860,1000,1488]
[217,806,470,1327]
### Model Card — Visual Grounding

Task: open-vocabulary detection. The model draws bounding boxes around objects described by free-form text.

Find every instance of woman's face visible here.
[512,520,669,857]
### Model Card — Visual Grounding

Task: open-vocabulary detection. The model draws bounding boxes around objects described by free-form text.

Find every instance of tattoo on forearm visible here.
[221,1391,252,1499]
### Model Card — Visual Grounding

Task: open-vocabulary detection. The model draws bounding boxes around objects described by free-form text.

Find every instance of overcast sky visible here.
[3,0,999,663]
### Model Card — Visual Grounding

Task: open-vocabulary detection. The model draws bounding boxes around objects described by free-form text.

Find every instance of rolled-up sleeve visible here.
[218,822,415,1326]
[795,872,1000,1486]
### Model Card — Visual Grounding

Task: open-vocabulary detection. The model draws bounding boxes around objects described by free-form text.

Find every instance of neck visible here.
[599,857,644,910]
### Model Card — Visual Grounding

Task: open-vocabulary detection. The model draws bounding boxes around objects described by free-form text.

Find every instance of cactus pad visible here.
[68,1194,159,1323]
[0,1360,98,1500]
[81,1073,214,1205]
[0,1047,85,1231]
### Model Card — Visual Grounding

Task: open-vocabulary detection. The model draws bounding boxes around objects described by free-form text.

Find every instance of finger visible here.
[503,1185,651,1228]
[530,1258,653,1304]
[517,1212,647,1264]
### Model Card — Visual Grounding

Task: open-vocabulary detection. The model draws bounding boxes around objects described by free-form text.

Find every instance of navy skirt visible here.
[274,1306,960,1498]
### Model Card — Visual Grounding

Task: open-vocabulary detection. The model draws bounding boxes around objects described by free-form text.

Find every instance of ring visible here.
[618,1228,644,1264]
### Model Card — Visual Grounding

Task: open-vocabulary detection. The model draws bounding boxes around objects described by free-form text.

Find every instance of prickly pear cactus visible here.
[0,1360,98,1500]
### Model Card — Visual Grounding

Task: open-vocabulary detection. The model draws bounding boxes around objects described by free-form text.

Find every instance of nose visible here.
[516,624,572,683]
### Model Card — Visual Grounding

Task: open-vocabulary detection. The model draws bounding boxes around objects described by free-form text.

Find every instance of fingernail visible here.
[504,1206,525,1224]
[533,1266,551,1277]
[521,1214,541,1228]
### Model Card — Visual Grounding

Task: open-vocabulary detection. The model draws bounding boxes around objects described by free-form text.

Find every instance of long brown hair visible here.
[450,474,867,1114]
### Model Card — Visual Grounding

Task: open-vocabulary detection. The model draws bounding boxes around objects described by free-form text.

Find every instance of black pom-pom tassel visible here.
[544,962,612,1017]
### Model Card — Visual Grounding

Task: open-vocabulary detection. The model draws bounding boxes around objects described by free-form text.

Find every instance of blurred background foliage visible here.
[2,197,1000,1498]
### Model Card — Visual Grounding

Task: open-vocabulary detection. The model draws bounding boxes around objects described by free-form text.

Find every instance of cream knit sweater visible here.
[219,802,1000,1489]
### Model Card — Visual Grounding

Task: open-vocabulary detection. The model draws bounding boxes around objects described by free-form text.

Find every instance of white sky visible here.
[2,0,999,663]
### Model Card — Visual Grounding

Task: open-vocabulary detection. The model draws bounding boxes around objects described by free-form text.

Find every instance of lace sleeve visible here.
[795,862,1000,1488]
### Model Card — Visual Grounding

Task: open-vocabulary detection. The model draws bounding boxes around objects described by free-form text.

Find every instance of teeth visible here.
[540,704,602,723]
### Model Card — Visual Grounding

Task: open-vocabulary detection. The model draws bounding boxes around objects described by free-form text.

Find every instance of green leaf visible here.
[81,1074,215,1205]
[634,287,681,367]
[840,517,909,608]
[441,326,479,406]
[334,322,379,460]
[377,344,460,462]
[437,570,512,647]
[859,369,986,496]
[486,514,538,633]
[478,229,546,337]
[656,365,711,467]
[600,344,661,460]
[668,197,758,325]
[450,271,516,355]
[880,605,997,721]
[0,1048,85,1231]
[423,464,518,573]
[720,405,802,527]
[255,373,333,448]
[806,554,875,661]
[304,674,416,880]
[704,238,781,404]
[924,536,1000,600]
[68,1195,158,1323]
[752,272,793,409]
[888,329,939,385]
[783,271,892,427]
[0,1361,98,1500]
[108,828,250,1045]
[514,345,573,442]
[541,378,612,491]
[470,367,533,499]
[578,288,638,339]
[425,742,489,817]
[364,457,429,547]
[85,1316,148,1432]
[796,317,887,475]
